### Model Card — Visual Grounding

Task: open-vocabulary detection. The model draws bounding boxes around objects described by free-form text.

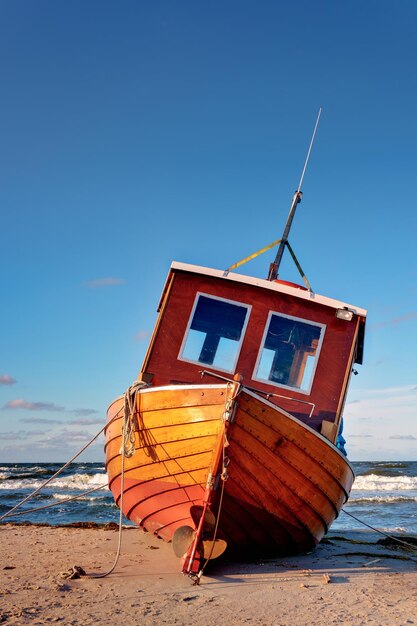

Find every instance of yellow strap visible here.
[224,239,281,273]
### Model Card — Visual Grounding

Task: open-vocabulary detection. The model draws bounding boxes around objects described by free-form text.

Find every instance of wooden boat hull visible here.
[219,387,354,556]
[105,384,228,543]
[105,382,354,566]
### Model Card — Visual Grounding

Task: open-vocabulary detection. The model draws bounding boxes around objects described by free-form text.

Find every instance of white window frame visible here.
[252,311,326,395]
[178,292,252,374]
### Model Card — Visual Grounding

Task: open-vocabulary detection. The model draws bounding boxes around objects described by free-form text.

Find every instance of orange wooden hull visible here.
[105,383,354,562]
[105,385,227,542]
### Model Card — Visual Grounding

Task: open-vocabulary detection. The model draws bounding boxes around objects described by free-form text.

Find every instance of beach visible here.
[1,524,416,625]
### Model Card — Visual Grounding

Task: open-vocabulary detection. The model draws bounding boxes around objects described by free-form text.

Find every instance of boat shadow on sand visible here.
[199,531,417,587]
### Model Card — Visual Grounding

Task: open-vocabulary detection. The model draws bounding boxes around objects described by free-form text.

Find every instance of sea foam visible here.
[0,472,108,491]
[352,473,417,491]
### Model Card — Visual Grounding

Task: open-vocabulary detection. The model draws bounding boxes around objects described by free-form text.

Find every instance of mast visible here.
[267,108,322,282]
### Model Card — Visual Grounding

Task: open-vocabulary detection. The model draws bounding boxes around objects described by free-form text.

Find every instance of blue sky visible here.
[1,0,417,462]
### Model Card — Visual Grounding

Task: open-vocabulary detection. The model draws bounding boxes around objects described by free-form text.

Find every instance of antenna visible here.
[267,108,322,282]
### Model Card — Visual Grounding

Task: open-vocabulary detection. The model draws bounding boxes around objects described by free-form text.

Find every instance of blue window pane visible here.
[255,314,323,392]
[181,295,249,372]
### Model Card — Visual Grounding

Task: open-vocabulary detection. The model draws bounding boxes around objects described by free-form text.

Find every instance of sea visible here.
[0,461,416,536]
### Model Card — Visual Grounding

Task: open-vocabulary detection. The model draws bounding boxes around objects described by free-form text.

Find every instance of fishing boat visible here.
[105,114,367,580]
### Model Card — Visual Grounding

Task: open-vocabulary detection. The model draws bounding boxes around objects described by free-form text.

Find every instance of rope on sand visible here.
[60,565,87,580]
[74,380,147,579]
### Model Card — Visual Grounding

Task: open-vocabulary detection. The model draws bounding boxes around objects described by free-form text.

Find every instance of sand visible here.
[1,523,416,625]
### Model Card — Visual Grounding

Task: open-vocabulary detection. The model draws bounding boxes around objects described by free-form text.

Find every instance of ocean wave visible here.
[352,473,417,491]
[349,495,417,504]
[0,470,53,481]
[54,473,108,489]
[376,462,409,468]
[360,469,412,478]
[52,492,111,502]
[0,466,60,480]
[0,472,108,491]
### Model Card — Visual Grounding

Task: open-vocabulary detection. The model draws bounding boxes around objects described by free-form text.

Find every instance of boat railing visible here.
[199,370,315,418]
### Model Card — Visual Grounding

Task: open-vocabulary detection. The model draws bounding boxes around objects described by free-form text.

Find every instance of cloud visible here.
[84,277,126,288]
[0,423,106,462]
[19,417,64,425]
[370,311,417,330]
[348,384,417,404]
[0,436,105,463]
[344,384,417,460]
[363,384,417,396]
[3,400,98,419]
[3,399,65,412]
[70,417,104,426]
[0,374,16,385]
[68,408,99,417]
[45,428,99,445]
[369,383,417,396]
[1,430,46,441]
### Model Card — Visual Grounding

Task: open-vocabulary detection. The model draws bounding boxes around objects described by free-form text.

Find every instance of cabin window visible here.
[254,312,325,394]
[179,293,251,373]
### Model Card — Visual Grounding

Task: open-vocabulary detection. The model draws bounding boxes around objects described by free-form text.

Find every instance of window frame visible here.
[252,310,326,395]
[178,292,252,374]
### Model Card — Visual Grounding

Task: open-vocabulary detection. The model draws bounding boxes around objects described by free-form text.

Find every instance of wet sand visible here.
[1,523,416,625]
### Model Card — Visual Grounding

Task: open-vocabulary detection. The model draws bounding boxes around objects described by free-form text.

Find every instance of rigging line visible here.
[1,484,107,518]
[0,424,108,522]
[224,238,282,274]
[297,107,322,193]
[341,509,417,554]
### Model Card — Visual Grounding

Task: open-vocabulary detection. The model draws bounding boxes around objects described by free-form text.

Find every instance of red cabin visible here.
[140,262,367,444]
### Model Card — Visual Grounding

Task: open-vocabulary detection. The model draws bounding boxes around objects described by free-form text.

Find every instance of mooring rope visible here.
[1,484,107,518]
[341,509,417,553]
[81,380,147,578]
[0,424,108,522]
[88,410,128,578]
[0,381,148,580]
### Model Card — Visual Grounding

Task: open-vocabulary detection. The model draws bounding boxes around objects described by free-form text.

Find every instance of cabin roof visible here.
[161,261,367,318]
